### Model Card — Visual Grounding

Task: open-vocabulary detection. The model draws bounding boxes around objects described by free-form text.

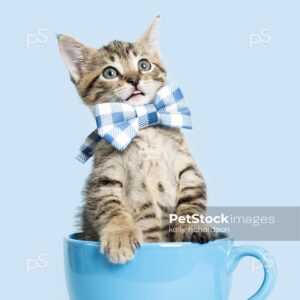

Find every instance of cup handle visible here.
[227,245,277,300]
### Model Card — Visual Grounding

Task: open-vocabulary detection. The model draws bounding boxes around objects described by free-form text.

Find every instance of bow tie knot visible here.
[135,104,158,128]
[77,82,192,163]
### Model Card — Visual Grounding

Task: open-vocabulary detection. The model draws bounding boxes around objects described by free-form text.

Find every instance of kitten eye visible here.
[103,67,118,79]
[138,59,151,72]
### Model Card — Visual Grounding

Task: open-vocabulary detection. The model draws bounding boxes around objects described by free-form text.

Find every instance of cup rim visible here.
[65,233,233,248]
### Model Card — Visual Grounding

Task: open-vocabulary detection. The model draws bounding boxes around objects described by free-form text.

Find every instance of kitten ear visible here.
[137,16,160,57]
[57,34,93,83]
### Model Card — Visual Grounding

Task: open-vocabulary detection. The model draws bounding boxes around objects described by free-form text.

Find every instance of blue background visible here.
[1,0,299,299]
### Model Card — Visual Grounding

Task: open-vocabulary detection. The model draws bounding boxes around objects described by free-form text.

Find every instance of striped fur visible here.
[58,17,214,264]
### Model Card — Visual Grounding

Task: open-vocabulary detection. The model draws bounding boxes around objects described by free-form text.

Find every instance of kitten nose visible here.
[127,76,140,87]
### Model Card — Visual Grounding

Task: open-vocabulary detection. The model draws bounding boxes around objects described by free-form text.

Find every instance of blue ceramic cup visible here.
[64,234,276,300]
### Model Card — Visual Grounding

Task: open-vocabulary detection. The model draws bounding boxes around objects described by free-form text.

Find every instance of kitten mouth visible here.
[126,90,145,101]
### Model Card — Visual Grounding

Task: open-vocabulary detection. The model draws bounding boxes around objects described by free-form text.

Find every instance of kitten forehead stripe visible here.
[103,41,134,59]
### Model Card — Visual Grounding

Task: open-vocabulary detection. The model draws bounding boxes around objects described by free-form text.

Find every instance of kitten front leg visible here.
[87,160,143,264]
[98,208,143,264]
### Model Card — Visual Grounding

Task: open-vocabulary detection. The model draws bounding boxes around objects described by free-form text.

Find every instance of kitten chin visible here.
[126,93,156,106]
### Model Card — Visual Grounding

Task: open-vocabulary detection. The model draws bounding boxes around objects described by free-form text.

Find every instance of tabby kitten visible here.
[58,17,215,264]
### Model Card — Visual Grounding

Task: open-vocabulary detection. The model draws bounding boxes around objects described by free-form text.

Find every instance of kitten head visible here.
[57,16,167,106]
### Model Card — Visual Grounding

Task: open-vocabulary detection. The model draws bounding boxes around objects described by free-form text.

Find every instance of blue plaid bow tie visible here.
[77,82,192,163]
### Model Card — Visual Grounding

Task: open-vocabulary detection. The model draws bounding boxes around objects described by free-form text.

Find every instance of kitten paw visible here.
[174,224,223,244]
[189,230,217,243]
[100,227,143,264]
